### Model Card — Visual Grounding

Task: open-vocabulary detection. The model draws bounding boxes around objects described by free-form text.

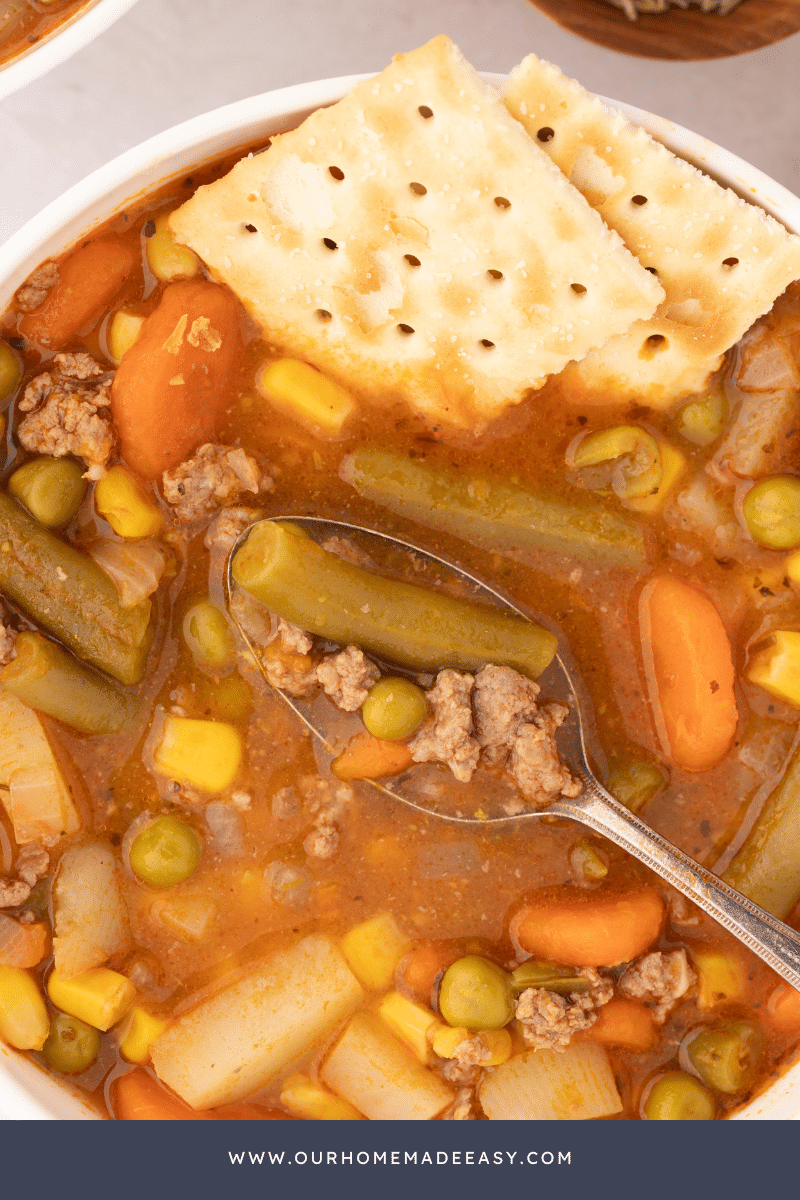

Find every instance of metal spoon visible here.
[226,514,800,991]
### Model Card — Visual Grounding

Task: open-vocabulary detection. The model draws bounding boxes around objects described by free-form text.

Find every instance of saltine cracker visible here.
[504,55,800,407]
[169,36,662,429]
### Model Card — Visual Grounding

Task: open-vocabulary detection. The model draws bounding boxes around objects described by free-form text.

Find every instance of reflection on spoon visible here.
[225,514,800,991]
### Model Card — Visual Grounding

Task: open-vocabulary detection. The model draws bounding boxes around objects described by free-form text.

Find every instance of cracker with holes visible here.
[169,36,662,429]
[503,55,800,407]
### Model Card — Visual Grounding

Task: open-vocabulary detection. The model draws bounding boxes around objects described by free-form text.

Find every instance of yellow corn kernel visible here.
[627,442,688,515]
[118,1006,170,1063]
[95,466,163,539]
[746,631,800,707]
[147,212,201,282]
[340,913,411,992]
[0,965,49,1050]
[786,550,800,588]
[378,991,438,1063]
[0,341,22,403]
[280,1072,364,1120]
[107,310,145,365]
[157,895,218,943]
[479,1027,513,1065]
[256,358,355,436]
[154,715,242,792]
[47,967,136,1032]
[692,949,746,1010]
[429,1022,469,1059]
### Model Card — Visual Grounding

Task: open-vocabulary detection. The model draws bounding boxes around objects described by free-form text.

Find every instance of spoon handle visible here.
[551,781,800,991]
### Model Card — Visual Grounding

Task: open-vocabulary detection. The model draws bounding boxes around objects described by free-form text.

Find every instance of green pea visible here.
[644,1071,716,1120]
[362,676,428,741]
[677,391,728,447]
[438,955,513,1030]
[129,815,202,888]
[183,601,236,668]
[686,1022,763,1094]
[42,1012,100,1075]
[8,457,87,528]
[510,961,590,996]
[742,476,800,550]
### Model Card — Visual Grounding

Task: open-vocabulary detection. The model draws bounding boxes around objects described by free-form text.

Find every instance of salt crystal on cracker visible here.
[504,54,800,407]
[169,36,662,429]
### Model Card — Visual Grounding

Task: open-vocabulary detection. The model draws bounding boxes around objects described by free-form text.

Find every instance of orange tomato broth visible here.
[1,134,799,1122]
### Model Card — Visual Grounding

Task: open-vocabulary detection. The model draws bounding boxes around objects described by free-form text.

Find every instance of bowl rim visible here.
[0,0,141,104]
[1,68,800,1121]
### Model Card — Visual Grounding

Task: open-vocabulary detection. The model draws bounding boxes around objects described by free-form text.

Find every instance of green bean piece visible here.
[0,632,142,734]
[183,601,236,669]
[724,743,800,919]
[8,457,86,529]
[129,816,202,888]
[677,391,728,447]
[0,342,22,403]
[644,1071,716,1120]
[339,448,647,570]
[569,426,662,500]
[42,1012,100,1074]
[607,759,666,814]
[0,491,152,684]
[509,961,591,996]
[742,476,800,550]
[232,522,558,679]
[438,956,513,1030]
[362,677,428,741]
[687,1022,763,1095]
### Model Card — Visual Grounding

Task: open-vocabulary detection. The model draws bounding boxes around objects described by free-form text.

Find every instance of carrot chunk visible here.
[20,241,134,348]
[766,983,800,1031]
[398,943,461,1005]
[514,887,665,967]
[113,1069,295,1120]
[584,997,657,1051]
[110,279,243,479]
[332,731,414,780]
[639,574,738,772]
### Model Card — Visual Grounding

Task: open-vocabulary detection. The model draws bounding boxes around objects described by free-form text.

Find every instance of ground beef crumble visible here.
[619,949,696,1023]
[15,261,58,312]
[0,844,49,909]
[0,623,16,666]
[409,668,480,783]
[515,968,613,1051]
[203,506,262,553]
[317,645,380,712]
[163,443,272,523]
[18,351,115,479]
[509,703,582,806]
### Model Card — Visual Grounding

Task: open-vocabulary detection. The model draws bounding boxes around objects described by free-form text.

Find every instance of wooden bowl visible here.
[526,0,800,60]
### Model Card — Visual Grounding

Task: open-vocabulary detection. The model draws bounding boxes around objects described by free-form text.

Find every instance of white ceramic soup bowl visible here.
[1,71,799,1120]
[0,0,139,102]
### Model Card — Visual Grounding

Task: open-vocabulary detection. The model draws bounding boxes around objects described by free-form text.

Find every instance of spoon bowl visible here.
[227,514,800,992]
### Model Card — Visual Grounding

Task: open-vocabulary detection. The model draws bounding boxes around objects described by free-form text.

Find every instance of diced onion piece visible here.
[53,840,130,979]
[320,1012,454,1121]
[479,1043,623,1120]
[88,538,167,609]
[150,934,363,1110]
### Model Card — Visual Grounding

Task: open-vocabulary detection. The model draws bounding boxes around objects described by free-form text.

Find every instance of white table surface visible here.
[2,0,800,246]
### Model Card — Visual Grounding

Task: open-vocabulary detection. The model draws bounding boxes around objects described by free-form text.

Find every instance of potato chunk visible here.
[320,1012,454,1120]
[53,840,130,979]
[479,1042,622,1120]
[150,934,363,1110]
[0,690,79,843]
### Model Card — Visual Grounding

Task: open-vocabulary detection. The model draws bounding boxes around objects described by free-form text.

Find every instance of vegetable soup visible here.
[2,43,800,1122]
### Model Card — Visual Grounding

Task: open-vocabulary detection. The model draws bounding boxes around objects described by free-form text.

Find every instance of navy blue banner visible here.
[0,1118,790,1200]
